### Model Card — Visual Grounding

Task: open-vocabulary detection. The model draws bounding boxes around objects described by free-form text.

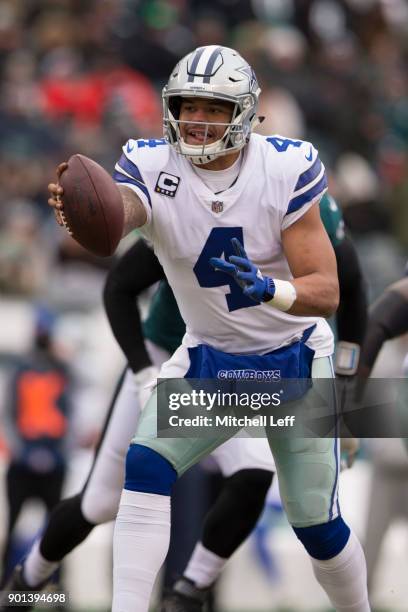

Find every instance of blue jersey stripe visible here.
[293,157,322,193]
[113,171,151,207]
[187,47,206,82]
[286,173,328,215]
[118,153,145,185]
[203,47,222,83]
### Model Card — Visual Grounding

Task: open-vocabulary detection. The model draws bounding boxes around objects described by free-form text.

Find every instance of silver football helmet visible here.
[163,46,261,164]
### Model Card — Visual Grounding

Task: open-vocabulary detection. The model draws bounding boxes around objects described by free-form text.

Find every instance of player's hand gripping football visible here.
[210,238,276,303]
[48,162,68,226]
[47,154,124,256]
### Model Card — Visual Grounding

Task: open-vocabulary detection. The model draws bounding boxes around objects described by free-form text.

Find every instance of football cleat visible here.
[160,577,211,612]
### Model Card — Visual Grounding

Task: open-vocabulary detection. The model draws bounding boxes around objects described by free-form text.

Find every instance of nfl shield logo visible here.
[211,201,223,213]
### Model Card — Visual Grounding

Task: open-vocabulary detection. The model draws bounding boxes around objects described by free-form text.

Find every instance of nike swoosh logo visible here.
[305,146,313,161]
[127,142,134,153]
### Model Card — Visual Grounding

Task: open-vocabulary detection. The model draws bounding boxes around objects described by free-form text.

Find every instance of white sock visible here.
[310,530,371,612]
[23,540,59,587]
[184,541,227,588]
[112,489,171,612]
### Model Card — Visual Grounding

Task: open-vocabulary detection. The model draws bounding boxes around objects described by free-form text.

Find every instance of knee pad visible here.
[293,515,350,560]
[125,444,177,495]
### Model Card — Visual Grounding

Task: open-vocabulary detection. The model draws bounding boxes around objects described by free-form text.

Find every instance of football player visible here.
[357,273,408,592]
[47,46,370,612]
[104,194,367,611]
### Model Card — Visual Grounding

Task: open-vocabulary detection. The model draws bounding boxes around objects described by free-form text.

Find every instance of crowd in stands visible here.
[0,0,407,300]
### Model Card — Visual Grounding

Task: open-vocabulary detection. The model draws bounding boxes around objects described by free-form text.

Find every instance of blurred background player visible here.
[0,306,72,587]
[359,275,408,381]
[357,274,408,595]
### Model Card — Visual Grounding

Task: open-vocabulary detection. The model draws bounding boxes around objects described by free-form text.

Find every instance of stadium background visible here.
[0,0,407,610]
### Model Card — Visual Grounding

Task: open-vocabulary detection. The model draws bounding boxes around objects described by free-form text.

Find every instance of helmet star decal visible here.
[236,65,258,90]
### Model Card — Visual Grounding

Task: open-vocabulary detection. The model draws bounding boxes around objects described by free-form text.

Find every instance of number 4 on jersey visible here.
[193,227,257,312]
[266,136,302,152]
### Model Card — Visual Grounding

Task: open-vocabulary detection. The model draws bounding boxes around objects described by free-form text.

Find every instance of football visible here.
[59,154,124,257]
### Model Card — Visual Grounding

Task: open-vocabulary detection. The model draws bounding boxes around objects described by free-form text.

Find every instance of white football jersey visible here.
[113,133,334,357]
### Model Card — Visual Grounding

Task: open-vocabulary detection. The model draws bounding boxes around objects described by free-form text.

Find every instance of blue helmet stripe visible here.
[203,47,222,83]
[187,47,206,82]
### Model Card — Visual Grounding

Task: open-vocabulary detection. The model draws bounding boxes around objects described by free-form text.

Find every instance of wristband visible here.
[335,341,360,376]
[264,279,297,312]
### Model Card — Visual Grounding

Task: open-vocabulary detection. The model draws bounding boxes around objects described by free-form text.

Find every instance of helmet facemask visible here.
[163,94,257,164]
